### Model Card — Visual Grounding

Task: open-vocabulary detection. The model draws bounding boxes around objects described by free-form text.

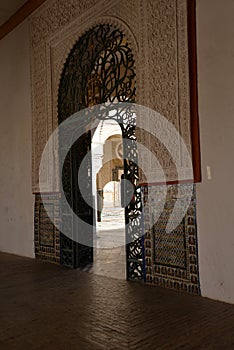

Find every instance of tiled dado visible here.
[142,184,200,295]
[34,186,200,295]
[34,193,60,264]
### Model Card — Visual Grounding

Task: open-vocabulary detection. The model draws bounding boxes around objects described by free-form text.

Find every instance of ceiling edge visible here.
[0,0,46,41]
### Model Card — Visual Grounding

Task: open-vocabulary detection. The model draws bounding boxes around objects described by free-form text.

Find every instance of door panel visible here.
[58,24,144,277]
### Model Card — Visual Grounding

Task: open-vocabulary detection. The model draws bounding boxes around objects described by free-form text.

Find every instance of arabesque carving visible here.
[30,0,192,192]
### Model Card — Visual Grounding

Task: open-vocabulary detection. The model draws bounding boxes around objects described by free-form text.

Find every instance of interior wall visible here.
[0,20,34,258]
[196,0,234,303]
[0,0,233,303]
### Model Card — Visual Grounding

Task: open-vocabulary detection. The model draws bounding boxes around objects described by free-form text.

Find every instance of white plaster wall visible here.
[196,0,234,303]
[0,20,34,258]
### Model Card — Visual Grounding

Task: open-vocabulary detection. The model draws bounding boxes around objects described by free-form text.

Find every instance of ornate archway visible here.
[57,24,144,280]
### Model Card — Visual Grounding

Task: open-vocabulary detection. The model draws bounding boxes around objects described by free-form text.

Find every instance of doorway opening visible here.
[91,119,126,279]
[58,23,144,281]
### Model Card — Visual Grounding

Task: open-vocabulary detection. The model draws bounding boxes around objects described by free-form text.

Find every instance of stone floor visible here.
[89,206,126,279]
[0,252,234,350]
[90,246,126,280]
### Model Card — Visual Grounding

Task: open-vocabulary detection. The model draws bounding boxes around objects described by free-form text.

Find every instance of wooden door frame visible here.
[188,0,201,183]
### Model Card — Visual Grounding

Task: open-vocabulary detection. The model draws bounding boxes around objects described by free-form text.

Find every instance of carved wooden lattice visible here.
[58,24,144,279]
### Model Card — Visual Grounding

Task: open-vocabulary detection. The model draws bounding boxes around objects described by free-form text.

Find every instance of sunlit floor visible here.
[88,207,126,280]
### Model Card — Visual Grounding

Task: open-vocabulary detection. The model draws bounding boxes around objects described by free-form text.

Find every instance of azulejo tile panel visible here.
[34,193,60,264]
[38,203,55,247]
[142,183,200,295]
[154,218,187,270]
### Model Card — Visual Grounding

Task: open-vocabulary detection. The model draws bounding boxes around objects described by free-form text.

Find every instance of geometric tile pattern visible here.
[34,193,60,264]
[34,184,200,296]
[154,217,186,269]
[39,203,55,247]
[143,183,200,295]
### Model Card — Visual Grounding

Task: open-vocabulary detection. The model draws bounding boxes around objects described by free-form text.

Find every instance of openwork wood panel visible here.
[58,24,143,279]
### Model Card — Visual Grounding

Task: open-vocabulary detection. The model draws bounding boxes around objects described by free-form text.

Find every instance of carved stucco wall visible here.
[30,0,192,192]
[30,0,199,291]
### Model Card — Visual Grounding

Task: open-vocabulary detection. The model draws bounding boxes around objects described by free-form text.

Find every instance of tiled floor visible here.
[0,252,234,350]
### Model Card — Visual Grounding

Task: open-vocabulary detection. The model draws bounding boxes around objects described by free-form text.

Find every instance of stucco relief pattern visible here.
[176,0,191,162]
[143,0,191,181]
[31,0,141,192]
[147,0,178,123]
[30,0,199,290]
[30,0,100,47]
[30,0,192,192]
[30,0,105,191]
